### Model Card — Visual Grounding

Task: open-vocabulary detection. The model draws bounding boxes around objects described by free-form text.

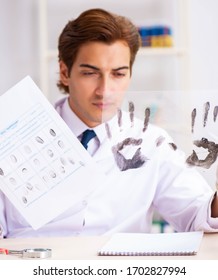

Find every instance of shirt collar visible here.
[61,97,86,137]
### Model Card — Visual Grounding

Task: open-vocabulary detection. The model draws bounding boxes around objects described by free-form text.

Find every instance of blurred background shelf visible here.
[41,47,188,60]
[138,47,188,56]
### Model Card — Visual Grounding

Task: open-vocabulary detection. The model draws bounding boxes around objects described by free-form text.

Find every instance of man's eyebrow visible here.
[113,66,129,71]
[79,64,129,71]
[79,64,100,71]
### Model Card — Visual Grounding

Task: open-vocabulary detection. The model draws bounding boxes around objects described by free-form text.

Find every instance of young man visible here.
[1,8,218,238]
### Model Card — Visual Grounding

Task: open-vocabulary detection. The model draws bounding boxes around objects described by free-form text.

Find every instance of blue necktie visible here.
[80,129,96,149]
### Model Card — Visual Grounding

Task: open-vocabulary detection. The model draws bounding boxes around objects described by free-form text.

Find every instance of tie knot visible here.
[80,129,96,149]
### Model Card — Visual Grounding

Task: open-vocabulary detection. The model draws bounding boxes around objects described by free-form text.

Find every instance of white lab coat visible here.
[1,97,218,238]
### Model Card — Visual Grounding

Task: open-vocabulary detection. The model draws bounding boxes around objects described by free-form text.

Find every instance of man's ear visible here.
[59,61,69,86]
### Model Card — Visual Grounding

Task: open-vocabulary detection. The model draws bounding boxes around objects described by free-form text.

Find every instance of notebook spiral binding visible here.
[98,251,196,256]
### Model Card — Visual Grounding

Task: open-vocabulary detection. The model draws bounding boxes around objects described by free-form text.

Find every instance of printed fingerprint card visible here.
[0,76,104,229]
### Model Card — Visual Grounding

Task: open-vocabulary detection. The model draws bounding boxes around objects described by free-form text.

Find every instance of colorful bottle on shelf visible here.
[138,25,173,47]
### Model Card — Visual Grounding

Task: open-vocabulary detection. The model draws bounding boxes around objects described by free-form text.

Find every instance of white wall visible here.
[189,0,218,90]
[0,0,39,94]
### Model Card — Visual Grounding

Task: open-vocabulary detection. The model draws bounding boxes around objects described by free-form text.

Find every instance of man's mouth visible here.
[93,102,113,110]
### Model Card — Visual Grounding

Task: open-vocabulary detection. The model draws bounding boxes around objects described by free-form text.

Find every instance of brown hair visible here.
[57,8,141,93]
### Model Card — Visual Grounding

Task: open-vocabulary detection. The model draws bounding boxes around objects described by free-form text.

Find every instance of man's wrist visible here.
[211,191,218,218]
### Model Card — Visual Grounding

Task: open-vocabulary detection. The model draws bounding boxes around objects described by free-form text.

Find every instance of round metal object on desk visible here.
[22,248,52,259]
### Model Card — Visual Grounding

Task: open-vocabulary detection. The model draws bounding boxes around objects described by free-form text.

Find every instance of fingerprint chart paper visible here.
[0,76,105,229]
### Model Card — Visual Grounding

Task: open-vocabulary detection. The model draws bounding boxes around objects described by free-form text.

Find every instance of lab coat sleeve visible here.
[0,191,8,238]
[153,144,218,232]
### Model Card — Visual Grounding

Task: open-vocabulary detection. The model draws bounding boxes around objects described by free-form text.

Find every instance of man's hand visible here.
[111,138,148,171]
[186,102,218,170]
[211,192,218,217]
[186,138,218,169]
[105,102,174,171]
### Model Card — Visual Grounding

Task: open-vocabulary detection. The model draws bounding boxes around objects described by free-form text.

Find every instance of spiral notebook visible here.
[98,231,203,256]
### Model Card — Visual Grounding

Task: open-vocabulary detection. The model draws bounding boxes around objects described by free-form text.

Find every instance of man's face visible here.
[60,40,131,127]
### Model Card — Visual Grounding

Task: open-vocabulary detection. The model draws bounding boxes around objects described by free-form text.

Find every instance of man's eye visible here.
[82,72,96,76]
[113,72,126,77]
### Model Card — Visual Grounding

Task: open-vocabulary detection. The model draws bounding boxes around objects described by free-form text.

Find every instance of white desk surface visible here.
[0,233,218,260]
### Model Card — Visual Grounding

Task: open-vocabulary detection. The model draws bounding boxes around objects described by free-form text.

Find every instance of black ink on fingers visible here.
[128,101,134,127]
[105,122,112,140]
[191,108,197,133]
[143,107,150,133]
[186,138,218,169]
[117,108,122,131]
[155,135,166,147]
[115,137,142,151]
[112,137,148,171]
[213,105,218,122]
[203,101,210,127]
[0,168,4,176]
[169,143,177,151]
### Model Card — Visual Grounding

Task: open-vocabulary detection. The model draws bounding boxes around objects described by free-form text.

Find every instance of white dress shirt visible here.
[1,96,218,238]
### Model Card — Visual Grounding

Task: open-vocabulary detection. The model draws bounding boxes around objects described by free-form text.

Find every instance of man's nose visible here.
[95,76,112,97]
